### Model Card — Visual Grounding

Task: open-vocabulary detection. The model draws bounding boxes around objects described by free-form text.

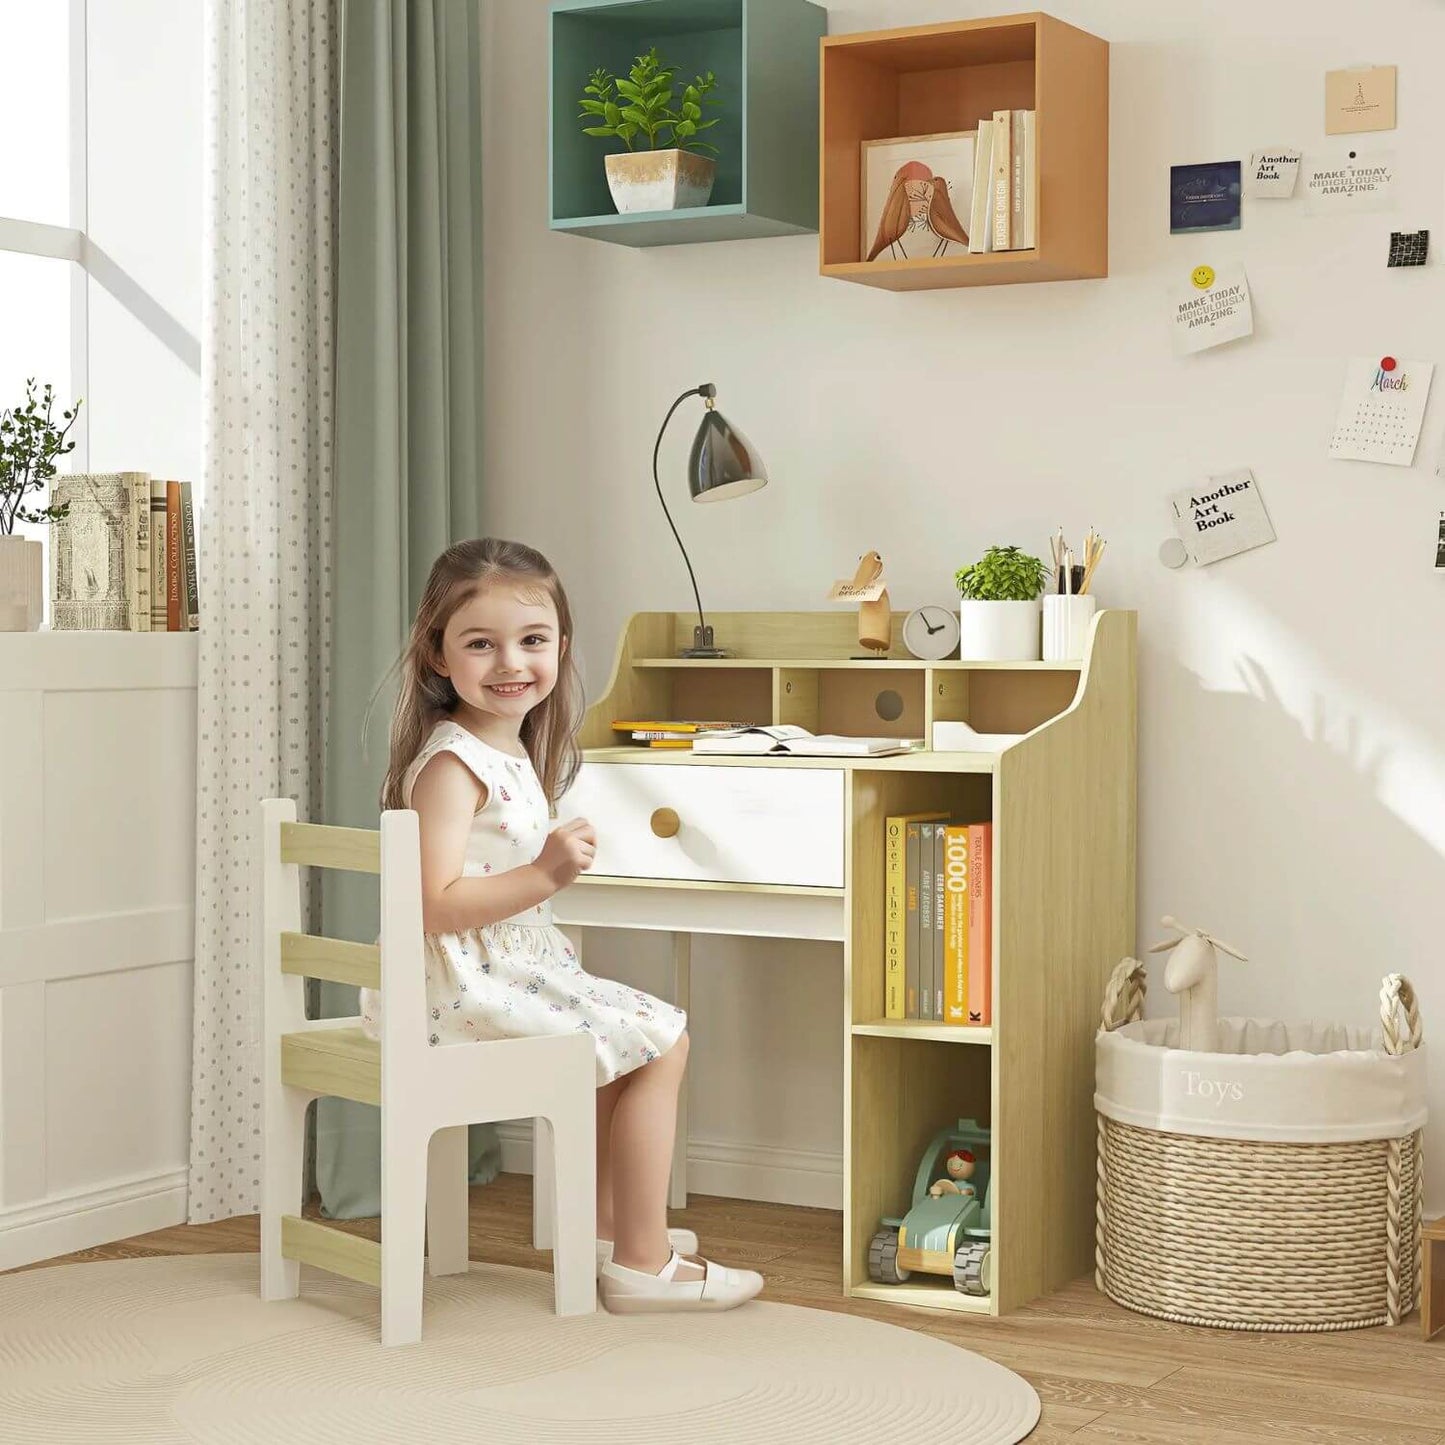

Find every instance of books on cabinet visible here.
[885,812,993,1025]
[50,473,199,631]
[968,109,1036,254]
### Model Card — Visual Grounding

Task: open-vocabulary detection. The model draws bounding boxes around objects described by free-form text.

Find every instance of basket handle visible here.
[1380,974,1422,1056]
[1100,957,1148,1032]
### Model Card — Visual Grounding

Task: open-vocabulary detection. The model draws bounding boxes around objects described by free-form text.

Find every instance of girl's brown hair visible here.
[379,538,584,811]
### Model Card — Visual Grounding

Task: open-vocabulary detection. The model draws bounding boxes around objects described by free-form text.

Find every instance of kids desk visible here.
[552,609,1136,1316]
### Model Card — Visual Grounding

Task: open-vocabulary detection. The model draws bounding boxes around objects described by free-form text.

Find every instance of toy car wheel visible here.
[953,1241,991,1296]
[868,1229,910,1284]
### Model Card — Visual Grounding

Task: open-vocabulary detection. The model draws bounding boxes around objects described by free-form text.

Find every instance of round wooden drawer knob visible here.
[650,807,681,839]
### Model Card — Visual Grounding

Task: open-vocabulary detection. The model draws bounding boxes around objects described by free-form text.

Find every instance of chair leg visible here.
[532,1115,555,1251]
[260,1088,310,1303]
[542,1109,597,1317]
[381,1130,429,1347]
[426,1125,471,1278]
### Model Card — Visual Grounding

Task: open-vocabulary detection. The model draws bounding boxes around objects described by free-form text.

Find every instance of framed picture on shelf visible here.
[861,130,976,263]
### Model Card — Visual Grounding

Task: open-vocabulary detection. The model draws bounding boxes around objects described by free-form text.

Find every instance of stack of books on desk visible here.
[610,719,747,749]
[884,814,993,1025]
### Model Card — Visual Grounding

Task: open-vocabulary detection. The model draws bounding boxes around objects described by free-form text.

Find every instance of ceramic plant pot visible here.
[0,535,43,631]
[604,149,716,213]
[958,598,1042,662]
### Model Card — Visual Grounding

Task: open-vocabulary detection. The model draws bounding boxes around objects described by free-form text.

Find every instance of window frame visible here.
[0,0,90,469]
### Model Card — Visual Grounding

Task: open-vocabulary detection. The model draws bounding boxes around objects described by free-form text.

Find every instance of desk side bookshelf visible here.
[568,608,1136,1315]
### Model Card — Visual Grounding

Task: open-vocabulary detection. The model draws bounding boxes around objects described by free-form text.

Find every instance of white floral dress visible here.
[360,720,686,1085]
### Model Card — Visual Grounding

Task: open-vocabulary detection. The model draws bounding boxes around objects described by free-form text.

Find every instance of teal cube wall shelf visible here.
[550,0,826,247]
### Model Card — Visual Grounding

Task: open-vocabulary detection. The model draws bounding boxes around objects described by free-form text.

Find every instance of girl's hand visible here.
[536,817,597,887]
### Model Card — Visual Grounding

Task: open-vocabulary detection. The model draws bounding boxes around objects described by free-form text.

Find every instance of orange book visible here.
[165,480,182,631]
[966,823,993,1026]
[941,825,970,1023]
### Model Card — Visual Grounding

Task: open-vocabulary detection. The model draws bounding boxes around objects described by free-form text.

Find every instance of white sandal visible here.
[598,1249,764,1314]
[596,1228,698,1275]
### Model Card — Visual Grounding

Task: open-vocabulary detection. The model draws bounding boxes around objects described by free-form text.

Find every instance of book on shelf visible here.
[968,118,994,253]
[933,824,948,1020]
[180,481,199,630]
[883,810,947,1019]
[50,472,147,631]
[610,720,744,735]
[919,822,936,1020]
[967,821,994,1026]
[149,479,168,629]
[129,475,151,631]
[905,821,922,1019]
[166,480,182,632]
[942,825,970,1022]
[990,108,1012,250]
[692,725,918,757]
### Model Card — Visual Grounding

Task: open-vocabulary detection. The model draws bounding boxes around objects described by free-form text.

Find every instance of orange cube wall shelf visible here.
[820,13,1108,291]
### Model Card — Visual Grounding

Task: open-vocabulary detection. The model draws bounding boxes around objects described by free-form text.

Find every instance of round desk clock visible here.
[902,605,961,660]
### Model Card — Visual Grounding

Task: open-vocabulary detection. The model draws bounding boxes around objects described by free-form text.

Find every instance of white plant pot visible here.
[604,148,716,213]
[959,598,1042,662]
[0,535,43,631]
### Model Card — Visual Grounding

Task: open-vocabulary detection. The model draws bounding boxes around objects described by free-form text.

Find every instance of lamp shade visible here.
[687,407,768,503]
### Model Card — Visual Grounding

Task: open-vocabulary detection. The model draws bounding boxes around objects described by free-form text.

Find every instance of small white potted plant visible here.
[577,46,721,214]
[954,544,1048,662]
[0,381,79,631]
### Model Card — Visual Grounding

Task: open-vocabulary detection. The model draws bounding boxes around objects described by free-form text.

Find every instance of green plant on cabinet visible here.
[954,545,1048,602]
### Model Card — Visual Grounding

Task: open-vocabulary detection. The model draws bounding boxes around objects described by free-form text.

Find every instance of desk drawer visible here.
[558,763,845,889]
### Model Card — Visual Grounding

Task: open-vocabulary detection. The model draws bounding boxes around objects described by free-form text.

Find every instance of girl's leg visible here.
[594,1074,625,1241]
[609,1031,690,1274]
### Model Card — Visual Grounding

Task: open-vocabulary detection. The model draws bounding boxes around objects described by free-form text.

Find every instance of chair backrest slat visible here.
[280,932,382,991]
[280,821,381,874]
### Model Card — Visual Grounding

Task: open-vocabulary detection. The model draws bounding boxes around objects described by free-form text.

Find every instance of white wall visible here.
[483,0,1445,1211]
[86,0,203,483]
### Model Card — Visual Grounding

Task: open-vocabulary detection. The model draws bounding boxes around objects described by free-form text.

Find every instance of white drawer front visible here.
[557,764,845,889]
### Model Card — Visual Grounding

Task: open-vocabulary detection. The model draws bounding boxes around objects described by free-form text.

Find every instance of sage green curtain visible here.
[315,0,498,1219]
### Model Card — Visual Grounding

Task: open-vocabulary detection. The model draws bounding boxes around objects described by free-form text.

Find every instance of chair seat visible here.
[280,1026,381,1106]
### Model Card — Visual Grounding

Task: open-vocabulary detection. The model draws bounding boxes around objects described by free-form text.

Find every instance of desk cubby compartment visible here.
[549,0,826,247]
[779,665,927,739]
[820,13,1108,290]
[847,768,992,1035]
[929,664,1082,738]
[848,1034,995,1314]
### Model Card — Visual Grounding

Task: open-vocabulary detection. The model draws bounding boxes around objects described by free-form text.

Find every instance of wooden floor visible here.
[17,1174,1444,1443]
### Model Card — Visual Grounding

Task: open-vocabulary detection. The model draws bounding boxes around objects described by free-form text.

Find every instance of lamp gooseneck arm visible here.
[652,384,713,641]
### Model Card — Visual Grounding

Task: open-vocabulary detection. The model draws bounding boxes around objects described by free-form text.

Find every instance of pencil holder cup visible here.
[1042,595,1096,661]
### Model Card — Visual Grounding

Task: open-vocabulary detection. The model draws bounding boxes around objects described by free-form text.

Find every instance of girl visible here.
[360,538,762,1314]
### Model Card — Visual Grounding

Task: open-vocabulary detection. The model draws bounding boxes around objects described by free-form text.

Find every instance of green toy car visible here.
[867,1117,992,1297]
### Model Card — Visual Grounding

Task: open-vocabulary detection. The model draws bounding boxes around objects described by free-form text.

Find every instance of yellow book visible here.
[884,811,948,1019]
[942,825,971,1023]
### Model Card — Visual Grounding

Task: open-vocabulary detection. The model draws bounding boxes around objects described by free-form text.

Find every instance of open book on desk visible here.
[691,725,920,757]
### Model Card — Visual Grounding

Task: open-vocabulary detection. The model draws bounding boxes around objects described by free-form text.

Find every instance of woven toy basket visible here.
[1094,963,1426,1332]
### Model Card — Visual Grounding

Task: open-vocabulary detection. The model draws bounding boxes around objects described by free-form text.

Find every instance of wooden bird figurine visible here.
[851,551,892,654]
[867,163,969,261]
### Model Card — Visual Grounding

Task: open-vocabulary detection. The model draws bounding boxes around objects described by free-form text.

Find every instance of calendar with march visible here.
[1328,355,1433,466]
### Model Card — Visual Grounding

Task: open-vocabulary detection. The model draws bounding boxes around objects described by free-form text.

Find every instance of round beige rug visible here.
[0,1254,1040,1443]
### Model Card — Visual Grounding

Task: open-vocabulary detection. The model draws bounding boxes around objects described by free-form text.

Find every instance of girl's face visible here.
[434,583,564,730]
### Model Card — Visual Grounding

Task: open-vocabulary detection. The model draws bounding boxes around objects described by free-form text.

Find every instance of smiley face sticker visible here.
[1191,264,1216,290]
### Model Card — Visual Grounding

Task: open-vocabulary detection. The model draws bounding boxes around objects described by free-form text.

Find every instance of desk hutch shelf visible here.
[559,609,1136,1316]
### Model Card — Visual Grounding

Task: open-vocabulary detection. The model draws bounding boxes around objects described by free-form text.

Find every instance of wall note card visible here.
[1328,355,1433,465]
[1170,161,1242,233]
[1245,149,1301,198]
[1172,262,1253,356]
[1388,230,1429,267]
[1169,470,1276,566]
[1325,64,1397,134]
[1304,150,1396,214]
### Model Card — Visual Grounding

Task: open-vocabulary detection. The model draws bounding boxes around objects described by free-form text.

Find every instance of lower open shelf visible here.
[850,1280,996,1316]
[852,1020,992,1045]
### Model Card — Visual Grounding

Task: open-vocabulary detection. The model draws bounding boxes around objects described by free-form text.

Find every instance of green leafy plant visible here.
[954,545,1048,602]
[577,47,720,155]
[0,380,80,536]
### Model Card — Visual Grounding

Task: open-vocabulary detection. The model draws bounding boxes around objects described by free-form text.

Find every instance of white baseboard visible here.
[496,1123,841,1211]
[0,1167,188,1272]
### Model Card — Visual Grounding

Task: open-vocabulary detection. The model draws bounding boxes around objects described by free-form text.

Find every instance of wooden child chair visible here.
[258,797,596,1345]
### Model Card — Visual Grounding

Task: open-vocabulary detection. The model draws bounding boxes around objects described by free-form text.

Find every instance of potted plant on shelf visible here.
[577,46,720,214]
[0,381,79,632]
[954,544,1048,661]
